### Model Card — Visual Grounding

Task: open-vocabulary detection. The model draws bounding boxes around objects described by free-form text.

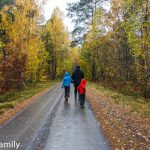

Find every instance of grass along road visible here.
[0,81,55,125]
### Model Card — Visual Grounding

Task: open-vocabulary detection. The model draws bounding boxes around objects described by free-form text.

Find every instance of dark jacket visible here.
[71,68,84,86]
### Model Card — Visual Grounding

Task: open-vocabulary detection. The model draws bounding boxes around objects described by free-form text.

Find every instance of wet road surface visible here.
[0,85,110,150]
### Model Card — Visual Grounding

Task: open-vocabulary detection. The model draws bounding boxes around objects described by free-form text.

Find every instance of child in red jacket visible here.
[77,79,86,108]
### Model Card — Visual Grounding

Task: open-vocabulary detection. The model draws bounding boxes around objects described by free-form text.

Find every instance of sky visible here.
[43,0,78,32]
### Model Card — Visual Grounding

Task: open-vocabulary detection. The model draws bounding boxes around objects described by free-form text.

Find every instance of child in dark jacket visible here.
[62,72,72,102]
[77,79,86,108]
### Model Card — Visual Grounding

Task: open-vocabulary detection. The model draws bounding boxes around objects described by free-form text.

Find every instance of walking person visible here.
[71,65,84,100]
[77,78,86,108]
[62,72,72,103]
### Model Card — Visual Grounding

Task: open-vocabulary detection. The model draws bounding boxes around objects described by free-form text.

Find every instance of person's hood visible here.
[80,79,86,87]
[65,72,69,76]
[75,65,80,72]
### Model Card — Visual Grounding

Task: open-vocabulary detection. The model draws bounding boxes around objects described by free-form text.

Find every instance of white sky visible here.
[43,0,78,32]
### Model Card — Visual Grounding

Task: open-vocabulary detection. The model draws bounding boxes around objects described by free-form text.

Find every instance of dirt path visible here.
[0,84,110,150]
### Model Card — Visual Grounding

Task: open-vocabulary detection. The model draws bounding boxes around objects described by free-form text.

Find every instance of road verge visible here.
[86,84,150,150]
[0,82,55,125]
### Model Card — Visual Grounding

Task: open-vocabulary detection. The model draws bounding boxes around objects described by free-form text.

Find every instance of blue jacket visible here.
[62,72,72,88]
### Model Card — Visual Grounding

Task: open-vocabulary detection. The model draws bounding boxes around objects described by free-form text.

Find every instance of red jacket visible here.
[77,79,86,94]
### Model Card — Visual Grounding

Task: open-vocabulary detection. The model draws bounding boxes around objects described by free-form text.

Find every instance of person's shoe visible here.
[80,105,85,108]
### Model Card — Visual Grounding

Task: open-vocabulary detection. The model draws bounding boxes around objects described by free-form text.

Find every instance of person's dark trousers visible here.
[64,86,70,98]
[74,85,79,100]
[80,94,85,106]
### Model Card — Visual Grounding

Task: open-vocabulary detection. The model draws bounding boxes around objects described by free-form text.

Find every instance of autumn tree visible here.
[68,0,150,97]
[0,0,47,92]
[42,8,70,79]
[122,0,150,97]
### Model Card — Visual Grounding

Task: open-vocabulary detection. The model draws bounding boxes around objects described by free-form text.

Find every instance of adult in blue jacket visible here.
[62,72,72,102]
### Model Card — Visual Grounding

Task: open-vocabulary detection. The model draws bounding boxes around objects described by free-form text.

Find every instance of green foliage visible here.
[67,0,105,45]
[0,0,15,10]
[42,7,71,79]
[70,0,150,97]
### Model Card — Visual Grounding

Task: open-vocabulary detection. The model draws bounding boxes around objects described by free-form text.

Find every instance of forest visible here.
[0,0,75,93]
[0,0,150,98]
[67,0,150,98]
